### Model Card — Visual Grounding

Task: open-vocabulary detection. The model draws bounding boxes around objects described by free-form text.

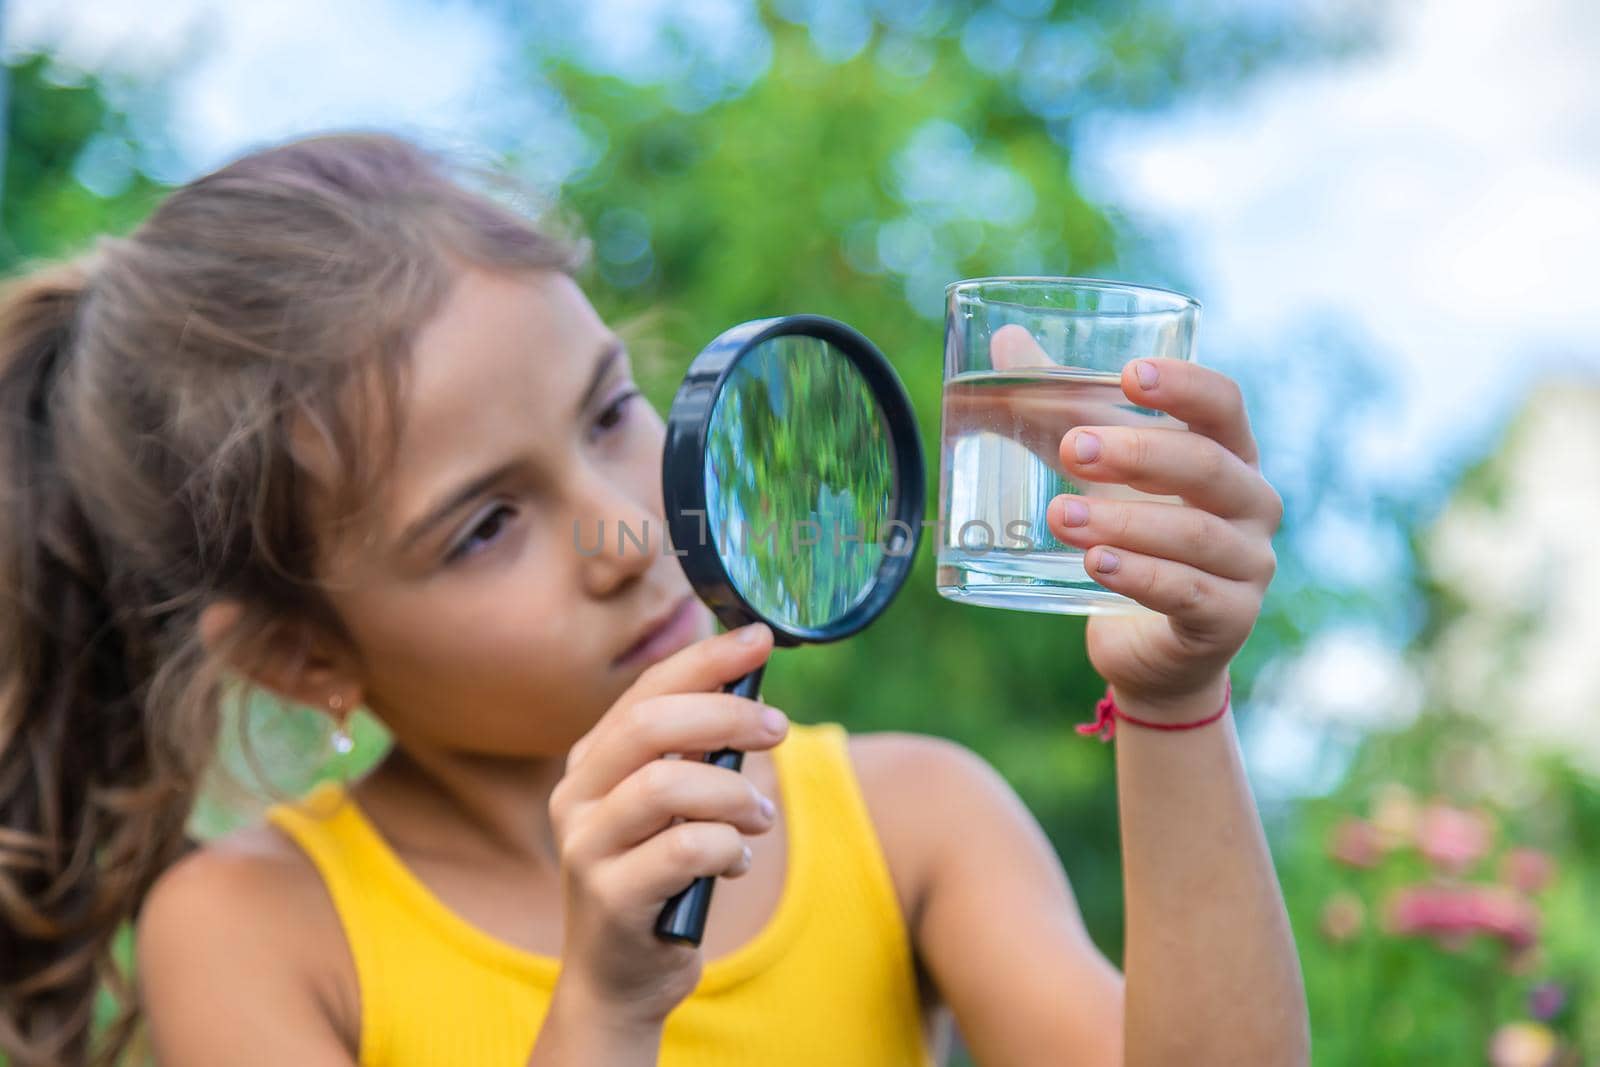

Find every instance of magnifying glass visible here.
[654,314,925,946]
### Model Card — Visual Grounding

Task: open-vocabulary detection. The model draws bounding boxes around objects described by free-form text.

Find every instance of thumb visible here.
[989,323,1054,372]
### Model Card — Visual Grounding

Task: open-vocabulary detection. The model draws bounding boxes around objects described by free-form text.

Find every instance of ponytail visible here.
[0,131,593,1065]
[0,259,191,1066]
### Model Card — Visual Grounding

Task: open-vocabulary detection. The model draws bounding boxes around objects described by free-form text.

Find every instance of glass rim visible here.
[945,275,1201,316]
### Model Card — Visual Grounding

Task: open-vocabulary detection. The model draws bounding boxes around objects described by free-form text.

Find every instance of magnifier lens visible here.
[655,315,923,947]
[703,335,896,632]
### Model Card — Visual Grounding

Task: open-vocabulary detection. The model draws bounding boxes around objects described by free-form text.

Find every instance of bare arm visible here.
[1049,353,1309,1063]
[907,342,1307,1064]
[857,732,1124,1067]
[866,715,1301,1067]
[525,981,662,1066]
[1114,684,1307,1064]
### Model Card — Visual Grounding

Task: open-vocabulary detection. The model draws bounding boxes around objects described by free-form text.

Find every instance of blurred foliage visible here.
[0,54,168,268]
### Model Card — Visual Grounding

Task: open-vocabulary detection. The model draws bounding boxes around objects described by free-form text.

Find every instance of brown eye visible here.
[447,503,517,563]
[595,389,640,435]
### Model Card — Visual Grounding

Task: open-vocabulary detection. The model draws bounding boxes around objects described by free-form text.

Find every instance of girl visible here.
[0,131,1307,1066]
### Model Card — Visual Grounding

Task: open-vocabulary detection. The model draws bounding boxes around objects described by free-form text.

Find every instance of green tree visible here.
[1,52,171,269]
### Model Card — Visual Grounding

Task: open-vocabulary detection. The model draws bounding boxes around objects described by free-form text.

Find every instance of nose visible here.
[569,471,661,598]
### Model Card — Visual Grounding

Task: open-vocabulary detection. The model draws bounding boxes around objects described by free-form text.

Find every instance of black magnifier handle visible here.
[654,659,767,945]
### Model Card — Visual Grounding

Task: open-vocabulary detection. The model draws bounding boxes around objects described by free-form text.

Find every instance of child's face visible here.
[309,267,714,757]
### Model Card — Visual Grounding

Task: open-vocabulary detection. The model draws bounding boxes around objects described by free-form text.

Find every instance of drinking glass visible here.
[936,277,1200,615]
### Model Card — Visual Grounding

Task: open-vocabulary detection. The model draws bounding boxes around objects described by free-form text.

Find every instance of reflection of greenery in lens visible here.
[705,336,895,629]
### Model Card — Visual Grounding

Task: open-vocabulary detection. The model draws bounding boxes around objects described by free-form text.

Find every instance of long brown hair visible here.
[0,131,584,1066]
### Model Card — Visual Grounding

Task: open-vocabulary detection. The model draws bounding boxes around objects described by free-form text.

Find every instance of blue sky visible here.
[6,0,585,186]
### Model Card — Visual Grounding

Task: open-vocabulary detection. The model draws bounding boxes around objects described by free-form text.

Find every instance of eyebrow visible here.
[393,337,626,553]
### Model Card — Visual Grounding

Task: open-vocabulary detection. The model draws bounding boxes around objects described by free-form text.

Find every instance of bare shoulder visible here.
[846,729,1019,828]
[845,731,1019,927]
[844,730,1120,1067]
[846,728,997,780]
[140,821,331,951]
[137,821,358,1056]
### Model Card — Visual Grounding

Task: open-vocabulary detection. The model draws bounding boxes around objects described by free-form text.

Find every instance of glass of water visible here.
[936,277,1200,615]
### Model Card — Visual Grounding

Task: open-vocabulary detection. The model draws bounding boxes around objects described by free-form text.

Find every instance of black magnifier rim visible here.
[662,314,924,648]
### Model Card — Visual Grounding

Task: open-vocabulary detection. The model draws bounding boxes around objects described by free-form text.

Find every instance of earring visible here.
[329,695,354,755]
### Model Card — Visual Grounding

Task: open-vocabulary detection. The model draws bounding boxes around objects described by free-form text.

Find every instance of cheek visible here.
[341,576,600,741]
[365,579,575,680]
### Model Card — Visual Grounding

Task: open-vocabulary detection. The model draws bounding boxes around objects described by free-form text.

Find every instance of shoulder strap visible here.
[778,721,911,937]
[266,782,396,1065]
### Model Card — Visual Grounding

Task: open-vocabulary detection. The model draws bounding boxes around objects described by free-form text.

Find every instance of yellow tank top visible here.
[266,722,936,1066]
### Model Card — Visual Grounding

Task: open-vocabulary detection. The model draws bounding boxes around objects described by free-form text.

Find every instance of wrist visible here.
[547,974,667,1041]
[1077,673,1232,741]
[530,978,663,1067]
[1110,673,1232,726]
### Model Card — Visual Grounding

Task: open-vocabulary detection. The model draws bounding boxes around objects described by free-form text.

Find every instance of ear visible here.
[197,598,365,714]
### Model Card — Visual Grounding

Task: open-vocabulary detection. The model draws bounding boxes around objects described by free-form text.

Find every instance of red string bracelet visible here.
[1076,679,1233,742]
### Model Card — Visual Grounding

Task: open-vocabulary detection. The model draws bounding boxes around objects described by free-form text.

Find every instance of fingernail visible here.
[762,706,788,734]
[742,845,753,866]
[1135,361,1159,389]
[1062,498,1089,527]
[1074,431,1101,463]
[1096,550,1121,575]
[738,622,766,644]
[758,795,775,820]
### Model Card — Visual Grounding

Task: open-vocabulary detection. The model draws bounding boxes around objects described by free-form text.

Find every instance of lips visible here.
[613,594,697,668]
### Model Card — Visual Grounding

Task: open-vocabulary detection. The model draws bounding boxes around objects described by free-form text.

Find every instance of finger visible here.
[569,622,773,771]
[1118,359,1261,468]
[1061,425,1283,529]
[989,323,1054,371]
[563,693,788,803]
[1046,495,1276,583]
[625,621,773,704]
[601,821,753,905]
[947,323,1073,474]
[942,381,1082,480]
[569,760,775,863]
[1083,544,1258,646]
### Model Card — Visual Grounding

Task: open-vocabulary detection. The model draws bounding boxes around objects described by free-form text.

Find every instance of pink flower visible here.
[1487,1021,1557,1067]
[1328,818,1381,868]
[1385,885,1539,950]
[1416,803,1493,875]
[1320,892,1365,944]
[1500,848,1555,895]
